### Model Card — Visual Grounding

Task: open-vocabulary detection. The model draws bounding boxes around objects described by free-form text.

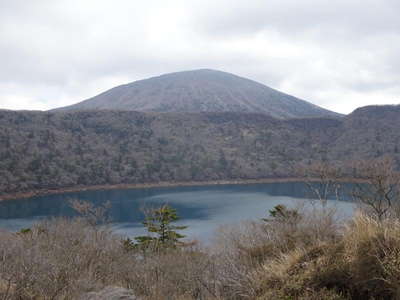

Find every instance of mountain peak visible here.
[54,69,341,119]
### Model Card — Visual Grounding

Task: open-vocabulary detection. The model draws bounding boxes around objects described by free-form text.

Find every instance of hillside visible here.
[0,105,399,197]
[55,69,340,119]
[329,105,400,160]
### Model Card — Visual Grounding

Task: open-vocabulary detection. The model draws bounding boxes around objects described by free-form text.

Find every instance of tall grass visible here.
[2,206,400,299]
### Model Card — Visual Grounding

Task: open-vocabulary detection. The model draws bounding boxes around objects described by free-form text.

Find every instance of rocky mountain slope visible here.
[0,105,398,197]
[55,69,340,119]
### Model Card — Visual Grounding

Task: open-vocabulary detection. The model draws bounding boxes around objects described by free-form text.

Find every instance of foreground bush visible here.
[3,208,400,299]
[255,213,400,299]
[212,204,340,299]
[0,217,219,300]
[0,218,129,299]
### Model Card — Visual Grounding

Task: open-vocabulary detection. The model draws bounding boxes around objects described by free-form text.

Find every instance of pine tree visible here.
[134,204,187,250]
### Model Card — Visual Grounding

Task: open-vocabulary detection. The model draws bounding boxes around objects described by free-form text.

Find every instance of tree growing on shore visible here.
[298,157,400,221]
[297,161,343,205]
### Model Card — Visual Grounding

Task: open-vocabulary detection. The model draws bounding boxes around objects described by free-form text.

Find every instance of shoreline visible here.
[0,177,363,202]
[0,178,305,201]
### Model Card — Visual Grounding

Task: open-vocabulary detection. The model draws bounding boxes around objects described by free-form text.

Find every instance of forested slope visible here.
[0,106,399,196]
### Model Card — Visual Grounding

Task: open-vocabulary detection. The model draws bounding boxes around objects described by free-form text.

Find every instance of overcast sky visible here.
[0,0,399,114]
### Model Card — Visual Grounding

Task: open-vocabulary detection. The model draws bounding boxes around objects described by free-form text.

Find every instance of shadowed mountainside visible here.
[54,69,340,119]
[0,105,398,196]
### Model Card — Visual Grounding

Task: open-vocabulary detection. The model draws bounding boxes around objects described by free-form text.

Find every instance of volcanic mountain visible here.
[55,69,340,119]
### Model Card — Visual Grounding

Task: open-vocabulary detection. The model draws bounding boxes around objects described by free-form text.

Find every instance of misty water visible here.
[0,182,355,242]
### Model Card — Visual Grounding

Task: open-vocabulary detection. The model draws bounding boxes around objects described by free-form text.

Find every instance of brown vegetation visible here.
[1,105,400,198]
[351,156,400,220]
[2,199,400,299]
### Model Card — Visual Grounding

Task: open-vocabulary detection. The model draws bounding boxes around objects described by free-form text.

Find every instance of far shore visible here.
[0,177,364,202]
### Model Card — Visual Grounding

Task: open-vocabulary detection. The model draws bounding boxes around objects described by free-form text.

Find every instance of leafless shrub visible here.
[0,218,132,299]
[69,199,112,225]
[211,221,268,299]
[123,246,220,300]
[210,202,340,299]
[297,161,343,205]
[351,156,400,220]
[0,216,223,300]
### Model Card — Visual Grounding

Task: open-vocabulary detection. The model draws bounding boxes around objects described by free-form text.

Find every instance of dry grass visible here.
[3,205,400,299]
[251,212,400,300]
[0,217,220,300]
[0,218,128,299]
[209,203,340,299]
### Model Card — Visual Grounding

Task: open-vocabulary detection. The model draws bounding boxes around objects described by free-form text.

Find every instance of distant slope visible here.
[329,105,400,160]
[55,69,341,119]
[1,105,399,197]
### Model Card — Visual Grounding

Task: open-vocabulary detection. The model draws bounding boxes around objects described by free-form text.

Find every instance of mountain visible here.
[55,69,340,119]
[0,105,398,197]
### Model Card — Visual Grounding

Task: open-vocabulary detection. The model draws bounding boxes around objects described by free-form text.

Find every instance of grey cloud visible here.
[0,0,398,113]
[190,0,400,38]
[185,0,400,100]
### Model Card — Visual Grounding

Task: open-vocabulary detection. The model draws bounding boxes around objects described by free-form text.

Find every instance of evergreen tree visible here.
[134,204,187,250]
[263,204,302,228]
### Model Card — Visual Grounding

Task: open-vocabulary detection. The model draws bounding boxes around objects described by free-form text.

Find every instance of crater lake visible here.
[0,182,355,242]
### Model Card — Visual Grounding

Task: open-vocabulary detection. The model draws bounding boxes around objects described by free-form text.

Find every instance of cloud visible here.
[0,0,398,113]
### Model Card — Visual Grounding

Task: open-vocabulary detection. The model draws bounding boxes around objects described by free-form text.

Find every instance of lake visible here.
[0,182,355,242]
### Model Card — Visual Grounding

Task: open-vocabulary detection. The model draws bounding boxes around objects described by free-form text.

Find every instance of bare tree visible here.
[351,156,400,221]
[69,199,111,225]
[297,161,343,206]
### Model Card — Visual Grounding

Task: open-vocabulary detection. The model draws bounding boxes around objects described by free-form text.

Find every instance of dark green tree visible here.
[263,204,302,228]
[134,204,187,250]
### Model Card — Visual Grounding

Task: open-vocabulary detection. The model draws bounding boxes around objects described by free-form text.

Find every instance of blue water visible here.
[0,182,355,241]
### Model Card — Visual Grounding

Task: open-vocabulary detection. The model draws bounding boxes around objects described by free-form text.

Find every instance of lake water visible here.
[0,182,355,242]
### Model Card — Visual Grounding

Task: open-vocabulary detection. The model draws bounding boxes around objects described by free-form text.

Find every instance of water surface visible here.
[0,182,355,241]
